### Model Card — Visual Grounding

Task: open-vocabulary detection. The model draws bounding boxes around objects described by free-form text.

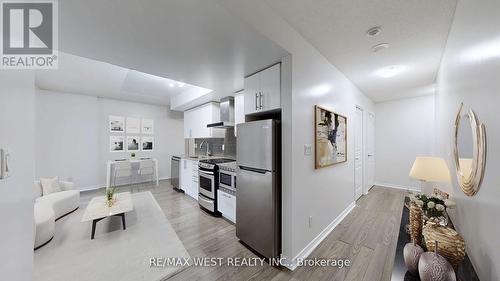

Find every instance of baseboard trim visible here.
[281,201,356,271]
[375,182,420,192]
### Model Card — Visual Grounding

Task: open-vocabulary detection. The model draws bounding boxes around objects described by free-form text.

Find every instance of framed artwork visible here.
[109,115,125,133]
[141,137,154,151]
[314,105,347,169]
[141,118,154,134]
[110,136,124,152]
[126,136,140,152]
[126,117,140,134]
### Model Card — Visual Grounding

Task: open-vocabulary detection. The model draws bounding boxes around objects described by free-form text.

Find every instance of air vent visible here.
[366,26,382,37]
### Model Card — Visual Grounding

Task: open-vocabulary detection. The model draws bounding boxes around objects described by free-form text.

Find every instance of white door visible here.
[354,106,363,200]
[366,112,375,194]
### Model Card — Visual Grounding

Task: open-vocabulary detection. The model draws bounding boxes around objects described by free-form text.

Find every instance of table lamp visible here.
[409,157,451,193]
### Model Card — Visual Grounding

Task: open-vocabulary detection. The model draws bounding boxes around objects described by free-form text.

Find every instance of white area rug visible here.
[34,191,189,281]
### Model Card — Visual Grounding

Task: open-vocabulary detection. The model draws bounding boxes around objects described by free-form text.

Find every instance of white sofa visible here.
[34,180,80,249]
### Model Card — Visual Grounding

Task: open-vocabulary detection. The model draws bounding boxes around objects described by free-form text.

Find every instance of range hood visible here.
[207,96,234,128]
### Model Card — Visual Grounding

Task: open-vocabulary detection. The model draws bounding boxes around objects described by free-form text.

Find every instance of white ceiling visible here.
[54,0,288,103]
[35,52,212,106]
[266,0,457,102]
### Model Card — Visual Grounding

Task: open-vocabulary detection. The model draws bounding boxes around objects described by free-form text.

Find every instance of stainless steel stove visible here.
[198,158,236,215]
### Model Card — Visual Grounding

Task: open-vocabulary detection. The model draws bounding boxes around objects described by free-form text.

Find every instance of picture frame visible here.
[141,118,154,134]
[109,136,124,152]
[126,136,140,152]
[141,136,154,151]
[126,117,140,134]
[314,105,347,169]
[109,115,125,133]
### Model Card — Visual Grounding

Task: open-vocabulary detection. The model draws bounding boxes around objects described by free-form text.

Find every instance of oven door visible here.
[199,170,215,199]
[219,171,234,190]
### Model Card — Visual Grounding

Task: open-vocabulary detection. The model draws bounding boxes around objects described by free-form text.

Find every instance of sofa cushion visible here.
[36,190,80,219]
[40,177,61,195]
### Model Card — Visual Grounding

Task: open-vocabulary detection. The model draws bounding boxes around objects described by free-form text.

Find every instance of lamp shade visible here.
[409,157,451,183]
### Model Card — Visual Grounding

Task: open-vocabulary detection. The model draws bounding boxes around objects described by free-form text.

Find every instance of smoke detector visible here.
[366,26,382,37]
[372,43,390,52]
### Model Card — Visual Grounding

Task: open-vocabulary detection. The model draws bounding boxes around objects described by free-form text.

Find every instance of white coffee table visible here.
[82,192,134,239]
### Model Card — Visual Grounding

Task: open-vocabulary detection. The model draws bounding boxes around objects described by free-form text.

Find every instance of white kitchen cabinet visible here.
[184,102,225,138]
[234,92,245,136]
[217,190,236,223]
[244,63,281,115]
[180,159,198,200]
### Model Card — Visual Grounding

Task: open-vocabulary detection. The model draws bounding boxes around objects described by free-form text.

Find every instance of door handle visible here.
[368,154,373,157]
[255,93,259,111]
[259,92,263,110]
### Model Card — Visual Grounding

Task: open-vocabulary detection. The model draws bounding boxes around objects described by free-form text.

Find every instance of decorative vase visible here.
[423,224,466,270]
[418,241,456,281]
[403,241,424,274]
[106,198,114,207]
[409,202,423,246]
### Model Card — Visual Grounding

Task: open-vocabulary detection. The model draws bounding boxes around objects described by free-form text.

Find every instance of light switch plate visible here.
[304,145,312,156]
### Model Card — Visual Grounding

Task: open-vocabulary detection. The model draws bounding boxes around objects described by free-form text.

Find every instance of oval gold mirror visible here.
[453,103,486,196]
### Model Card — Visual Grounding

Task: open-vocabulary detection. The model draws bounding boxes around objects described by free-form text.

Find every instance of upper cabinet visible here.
[244,63,281,115]
[234,92,245,136]
[184,102,225,138]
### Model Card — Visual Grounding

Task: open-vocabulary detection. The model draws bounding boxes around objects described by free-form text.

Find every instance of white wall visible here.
[35,90,184,190]
[375,95,435,190]
[0,71,36,281]
[435,0,500,279]
[221,1,375,267]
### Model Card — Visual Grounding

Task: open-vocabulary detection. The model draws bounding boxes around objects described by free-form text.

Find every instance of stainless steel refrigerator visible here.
[236,119,281,259]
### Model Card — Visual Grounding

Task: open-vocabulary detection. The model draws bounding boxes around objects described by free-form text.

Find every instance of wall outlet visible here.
[308,216,313,228]
[304,145,312,156]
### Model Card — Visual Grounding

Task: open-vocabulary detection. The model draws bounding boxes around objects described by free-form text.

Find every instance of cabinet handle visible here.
[259,92,263,110]
[255,93,259,111]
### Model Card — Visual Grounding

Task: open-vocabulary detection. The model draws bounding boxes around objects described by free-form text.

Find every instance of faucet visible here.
[200,141,211,156]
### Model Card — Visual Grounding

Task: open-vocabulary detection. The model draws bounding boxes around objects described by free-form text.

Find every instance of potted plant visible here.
[106,187,116,207]
[131,152,136,159]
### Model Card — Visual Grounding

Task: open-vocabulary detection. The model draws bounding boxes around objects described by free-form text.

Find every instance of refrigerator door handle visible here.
[238,166,269,174]
[255,93,259,111]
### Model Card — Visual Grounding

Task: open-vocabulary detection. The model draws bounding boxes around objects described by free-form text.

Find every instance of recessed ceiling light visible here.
[169,83,174,88]
[177,82,185,87]
[372,43,390,52]
[375,65,408,78]
[366,26,382,37]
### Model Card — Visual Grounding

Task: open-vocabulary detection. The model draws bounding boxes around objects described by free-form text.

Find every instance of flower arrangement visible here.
[409,192,456,220]
[106,187,116,207]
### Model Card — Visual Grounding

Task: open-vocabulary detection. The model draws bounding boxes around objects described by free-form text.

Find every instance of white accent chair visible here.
[34,180,80,249]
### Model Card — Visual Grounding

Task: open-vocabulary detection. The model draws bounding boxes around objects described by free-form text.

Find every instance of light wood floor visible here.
[81,182,406,281]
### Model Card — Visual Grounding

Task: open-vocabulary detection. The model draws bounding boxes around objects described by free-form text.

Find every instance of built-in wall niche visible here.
[109,116,155,152]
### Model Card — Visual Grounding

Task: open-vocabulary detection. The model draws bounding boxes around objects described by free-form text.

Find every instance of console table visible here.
[105,158,159,188]
[392,197,479,281]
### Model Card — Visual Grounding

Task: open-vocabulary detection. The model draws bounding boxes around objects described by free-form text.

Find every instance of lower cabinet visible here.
[217,190,236,223]
[180,159,198,200]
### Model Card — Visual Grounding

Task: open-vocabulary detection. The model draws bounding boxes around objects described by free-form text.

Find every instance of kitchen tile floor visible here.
[81,181,406,281]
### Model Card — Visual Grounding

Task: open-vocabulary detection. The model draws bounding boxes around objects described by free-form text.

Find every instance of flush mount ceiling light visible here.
[169,83,174,88]
[375,65,408,78]
[366,26,382,37]
[372,43,390,52]
[461,38,500,62]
